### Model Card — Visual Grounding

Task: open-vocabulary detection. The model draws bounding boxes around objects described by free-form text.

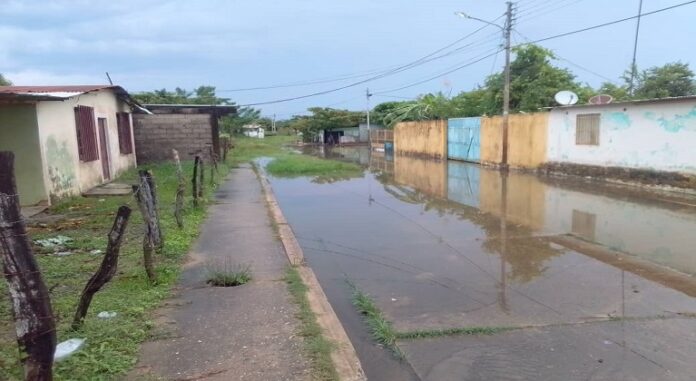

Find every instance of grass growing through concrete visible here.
[0,160,229,380]
[284,266,338,381]
[395,326,515,340]
[206,262,251,287]
[347,281,403,359]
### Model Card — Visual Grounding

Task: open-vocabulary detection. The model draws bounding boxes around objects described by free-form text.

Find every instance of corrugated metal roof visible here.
[0,85,118,94]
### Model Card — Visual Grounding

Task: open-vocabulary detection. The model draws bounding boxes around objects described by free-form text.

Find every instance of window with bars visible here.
[116,112,134,154]
[74,105,99,161]
[575,113,600,145]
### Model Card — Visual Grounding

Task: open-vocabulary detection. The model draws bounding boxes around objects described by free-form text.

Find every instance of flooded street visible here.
[267,147,696,380]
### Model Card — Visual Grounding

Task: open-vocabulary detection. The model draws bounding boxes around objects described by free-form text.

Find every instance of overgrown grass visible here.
[347,281,403,359]
[229,135,294,165]
[0,160,230,380]
[206,261,251,287]
[284,266,338,381]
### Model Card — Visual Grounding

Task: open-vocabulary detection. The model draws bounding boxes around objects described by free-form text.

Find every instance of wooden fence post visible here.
[142,170,163,249]
[132,173,158,283]
[0,151,57,381]
[192,155,200,207]
[172,150,185,228]
[71,206,131,330]
[198,157,205,198]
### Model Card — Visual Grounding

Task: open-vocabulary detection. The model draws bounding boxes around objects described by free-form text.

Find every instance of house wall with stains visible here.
[547,100,696,174]
[36,90,135,201]
[0,104,48,205]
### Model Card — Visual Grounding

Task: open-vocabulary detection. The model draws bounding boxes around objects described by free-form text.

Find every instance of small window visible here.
[116,112,133,154]
[74,105,99,161]
[575,113,600,145]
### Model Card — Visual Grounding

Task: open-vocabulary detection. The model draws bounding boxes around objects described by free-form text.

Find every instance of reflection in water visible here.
[273,146,696,379]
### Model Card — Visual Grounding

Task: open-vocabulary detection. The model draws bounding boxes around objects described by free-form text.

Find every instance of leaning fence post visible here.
[133,174,158,283]
[72,206,131,330]
[192,155,200,207]
[172,150,185,228]
[0,151,57,380]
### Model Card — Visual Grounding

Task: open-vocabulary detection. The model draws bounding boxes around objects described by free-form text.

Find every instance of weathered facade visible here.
[394,120,448,159]
[547,97,696,175]
[133,104,236,164]
[481,113,548,169]
[0,85,138,205]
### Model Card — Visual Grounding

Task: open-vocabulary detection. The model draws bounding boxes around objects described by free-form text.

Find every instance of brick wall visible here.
[133,114,214,163]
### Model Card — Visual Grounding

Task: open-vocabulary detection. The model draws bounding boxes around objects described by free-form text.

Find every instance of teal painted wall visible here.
[0,105,47,205]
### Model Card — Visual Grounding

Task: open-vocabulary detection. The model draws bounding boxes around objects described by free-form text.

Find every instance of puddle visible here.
[267,146,696,379]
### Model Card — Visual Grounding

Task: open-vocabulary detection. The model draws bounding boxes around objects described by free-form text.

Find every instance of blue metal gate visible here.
[448,117,481,162]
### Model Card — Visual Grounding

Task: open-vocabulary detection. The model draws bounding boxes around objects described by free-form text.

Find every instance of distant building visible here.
[0,85,141,205]
[242,124,265,138]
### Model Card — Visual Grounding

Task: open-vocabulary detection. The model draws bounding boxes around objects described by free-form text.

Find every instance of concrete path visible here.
[130,164,311,381]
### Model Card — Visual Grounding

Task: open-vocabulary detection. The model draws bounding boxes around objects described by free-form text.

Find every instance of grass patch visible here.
[266,154,363,182]
[395,326,515,340]
[284,266,338,381]
[230,136,363,183]
[0,160,230,380]
[347,281,403,359]
[206,261,251,287]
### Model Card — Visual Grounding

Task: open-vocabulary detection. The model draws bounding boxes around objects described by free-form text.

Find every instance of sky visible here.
[2,0,695,118]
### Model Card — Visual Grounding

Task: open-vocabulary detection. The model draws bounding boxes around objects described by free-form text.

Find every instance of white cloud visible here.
[3,69,104,85]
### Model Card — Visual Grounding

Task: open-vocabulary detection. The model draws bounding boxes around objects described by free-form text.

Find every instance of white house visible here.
[547,96,696,175]
[0,85,141,206]
[243,123,265,138]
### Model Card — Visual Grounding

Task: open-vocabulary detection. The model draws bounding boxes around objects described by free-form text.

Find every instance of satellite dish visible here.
[589,94,614,105]
[554,90,579,106]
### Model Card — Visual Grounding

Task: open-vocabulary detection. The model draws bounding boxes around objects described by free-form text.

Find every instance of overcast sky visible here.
[2,0,694,118]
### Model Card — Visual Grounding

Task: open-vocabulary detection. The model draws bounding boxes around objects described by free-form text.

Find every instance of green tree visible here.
[0,74,12,86]
[221,106,261,134]
[633,62,695,99]
[597,82,630,101]
[288,107,364,141]
[133,85,230,105]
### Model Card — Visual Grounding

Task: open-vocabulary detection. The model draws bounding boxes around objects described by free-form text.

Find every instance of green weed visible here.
[395,326,514,340]
[206,262,251,287]
[0,160,229,380]
[284,266,338,381]
[347,281,403,359]
[266,154,363,182]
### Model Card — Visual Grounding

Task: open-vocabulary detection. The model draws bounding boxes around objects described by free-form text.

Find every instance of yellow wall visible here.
[394,120,447,159]
[480,113,548,169]
[478,169,546,230]
[394,155,448,198]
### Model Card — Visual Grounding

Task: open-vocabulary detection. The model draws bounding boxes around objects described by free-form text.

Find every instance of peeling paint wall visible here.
[548,100,696,174]
[394,120,447,159]
[36,90,136,200]
[0,104,48,205]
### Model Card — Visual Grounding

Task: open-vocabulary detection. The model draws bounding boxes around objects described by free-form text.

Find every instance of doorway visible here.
[97,118,111,180]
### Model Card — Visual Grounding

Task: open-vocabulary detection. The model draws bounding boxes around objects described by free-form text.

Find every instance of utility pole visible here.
[272,113,276,133]
[629,0,644,96]
[501,1,513,170]
[366,88,372,131]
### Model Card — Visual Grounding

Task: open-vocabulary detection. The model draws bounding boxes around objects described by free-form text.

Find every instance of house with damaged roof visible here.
[0,85,145,206]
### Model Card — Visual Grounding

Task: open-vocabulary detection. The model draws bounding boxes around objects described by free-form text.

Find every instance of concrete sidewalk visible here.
[130,164,310,380]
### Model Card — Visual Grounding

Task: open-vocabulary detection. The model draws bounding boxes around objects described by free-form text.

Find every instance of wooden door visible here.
[98,118,111,180]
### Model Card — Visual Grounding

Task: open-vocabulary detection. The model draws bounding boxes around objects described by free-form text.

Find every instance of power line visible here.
[517,0,696,46]
[374,47,504,95]
[233,18,503,104]
[516,0,587,23]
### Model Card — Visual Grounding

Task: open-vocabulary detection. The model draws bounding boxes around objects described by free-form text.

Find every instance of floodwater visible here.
[266,146,696,381]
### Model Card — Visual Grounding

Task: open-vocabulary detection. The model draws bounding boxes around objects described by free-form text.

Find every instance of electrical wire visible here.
[516,0,587,23]
[230,17,503,101]
[516,0,696,46]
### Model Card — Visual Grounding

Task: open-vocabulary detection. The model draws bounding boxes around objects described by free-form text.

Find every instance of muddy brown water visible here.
[265,147,696,380]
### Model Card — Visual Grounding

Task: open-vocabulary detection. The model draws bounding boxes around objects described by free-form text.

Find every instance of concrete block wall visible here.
[394,120,447,159]
[133,114,214,163]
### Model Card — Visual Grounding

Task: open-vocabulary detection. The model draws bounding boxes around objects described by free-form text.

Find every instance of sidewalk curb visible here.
[254,165,367,381]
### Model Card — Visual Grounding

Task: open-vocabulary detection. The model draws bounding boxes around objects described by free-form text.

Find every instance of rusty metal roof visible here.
[0,85,118,94]
[0,85,148,112]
